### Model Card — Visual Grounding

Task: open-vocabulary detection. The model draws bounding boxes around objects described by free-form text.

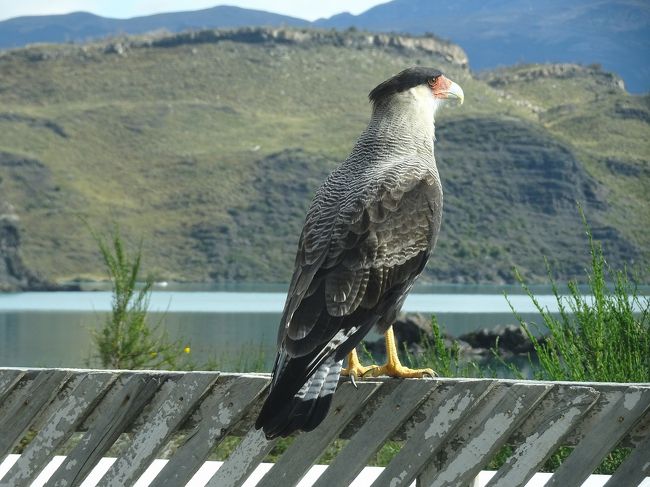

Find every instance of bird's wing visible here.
[278,167,442,361]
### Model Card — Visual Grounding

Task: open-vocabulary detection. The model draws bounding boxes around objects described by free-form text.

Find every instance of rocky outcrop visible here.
[481,63,625,91]
[149,27,469,67]
[363,313,542,361]
[8,27,469,69]
[0,202,74,291]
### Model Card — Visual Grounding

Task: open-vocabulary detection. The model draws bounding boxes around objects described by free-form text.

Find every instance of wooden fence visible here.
[0,368,649,486]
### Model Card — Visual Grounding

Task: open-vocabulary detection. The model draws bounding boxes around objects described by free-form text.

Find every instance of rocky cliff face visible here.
[480,63,626,91]
[149,27,469,68]
[0,202,62,291]
[4,27,469,70]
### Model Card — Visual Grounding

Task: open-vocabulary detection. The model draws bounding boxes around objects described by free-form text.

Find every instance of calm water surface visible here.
[0,285,580,370]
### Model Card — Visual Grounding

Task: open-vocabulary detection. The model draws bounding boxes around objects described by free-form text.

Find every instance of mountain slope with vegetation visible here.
[0,27,648,286]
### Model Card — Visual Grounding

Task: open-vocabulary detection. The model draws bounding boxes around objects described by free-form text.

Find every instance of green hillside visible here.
[0,28,648,286]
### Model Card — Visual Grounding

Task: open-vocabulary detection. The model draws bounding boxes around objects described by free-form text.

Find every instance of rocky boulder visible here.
[362,314,542,361]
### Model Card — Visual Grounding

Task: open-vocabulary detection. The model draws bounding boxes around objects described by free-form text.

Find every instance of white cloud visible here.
[0,0,388,22]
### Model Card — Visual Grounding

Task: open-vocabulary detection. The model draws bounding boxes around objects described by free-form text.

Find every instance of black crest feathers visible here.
[368,67,443,104]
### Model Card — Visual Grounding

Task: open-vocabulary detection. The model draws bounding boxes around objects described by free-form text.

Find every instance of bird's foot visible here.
[341,363,378,379]
[369,325,437,378]
[341,349,377,387]
[362,362,436,379]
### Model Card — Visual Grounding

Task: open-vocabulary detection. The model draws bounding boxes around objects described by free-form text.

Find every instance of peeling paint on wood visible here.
[0,369,648,487]
[546,386,650,487]
[0,372,115,487]
[150,374,269,487]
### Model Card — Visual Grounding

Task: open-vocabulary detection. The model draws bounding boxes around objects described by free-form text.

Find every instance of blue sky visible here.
[0,1,388,22]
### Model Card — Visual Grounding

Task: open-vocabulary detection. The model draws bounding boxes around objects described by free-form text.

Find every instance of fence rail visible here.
[0,368,648,486]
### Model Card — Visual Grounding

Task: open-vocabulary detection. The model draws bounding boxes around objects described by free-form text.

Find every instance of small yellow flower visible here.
[150,351,158,358]
[183,346,191,354]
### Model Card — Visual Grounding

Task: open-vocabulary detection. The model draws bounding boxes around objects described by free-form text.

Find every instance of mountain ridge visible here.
[1,0,648,92]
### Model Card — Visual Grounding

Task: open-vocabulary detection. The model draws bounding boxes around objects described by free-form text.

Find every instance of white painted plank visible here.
[1,453,648,487]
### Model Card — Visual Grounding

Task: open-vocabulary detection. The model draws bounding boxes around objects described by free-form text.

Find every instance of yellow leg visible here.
[364,326,436,378]
[341,348,376,378]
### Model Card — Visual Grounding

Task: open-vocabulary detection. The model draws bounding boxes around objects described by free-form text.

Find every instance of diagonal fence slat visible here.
[603,425,650,487]
[485,385,600,487]
[0,369,24,404]
[0,369,71,457]
[373,380,495,487]
[150,374,269,487]
[0,370,39,420]
[313,379,437,487]
[418,382,552,487]
[0,372,116,487]
[48,373,166,487]
[255,380,382,487]
[98,372,219,487]
[546,386,650,487]
[205,427,277,487]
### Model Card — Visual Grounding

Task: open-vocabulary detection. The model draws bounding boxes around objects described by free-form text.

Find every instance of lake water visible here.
[0,285,573,371]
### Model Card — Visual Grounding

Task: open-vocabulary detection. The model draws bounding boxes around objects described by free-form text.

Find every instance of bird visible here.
[255,67,464,439]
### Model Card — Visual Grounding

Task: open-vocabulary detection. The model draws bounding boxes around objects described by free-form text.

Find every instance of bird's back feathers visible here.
[256,167,441,438]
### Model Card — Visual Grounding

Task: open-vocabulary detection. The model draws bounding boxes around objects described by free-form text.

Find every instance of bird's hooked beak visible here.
[430,75,464,105]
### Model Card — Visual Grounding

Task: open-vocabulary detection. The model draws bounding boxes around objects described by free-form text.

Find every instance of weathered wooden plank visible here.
[48,373,166,487]
[546,386,650,487]
[625,404,650,447]
[485,385,600,487]
[255,380,382,487]
[98,372,219,487]
[418,382,552,487]
[372,380,496,487]
[150,374,269,487]
[0,370,45,425]
[559,384,628,446]
[313,379,437,487]
[603,424,650,487]
[0,369,70,457]
[0,372,116,487]
[204,427,277,487]
[0,369,25,404]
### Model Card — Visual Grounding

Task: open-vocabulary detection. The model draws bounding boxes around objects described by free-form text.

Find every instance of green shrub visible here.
[92,227,190,369]
[509,210,650,383]
[507,209,649,474]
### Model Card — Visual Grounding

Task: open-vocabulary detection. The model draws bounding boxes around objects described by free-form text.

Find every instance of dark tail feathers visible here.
[255,357,342,439]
